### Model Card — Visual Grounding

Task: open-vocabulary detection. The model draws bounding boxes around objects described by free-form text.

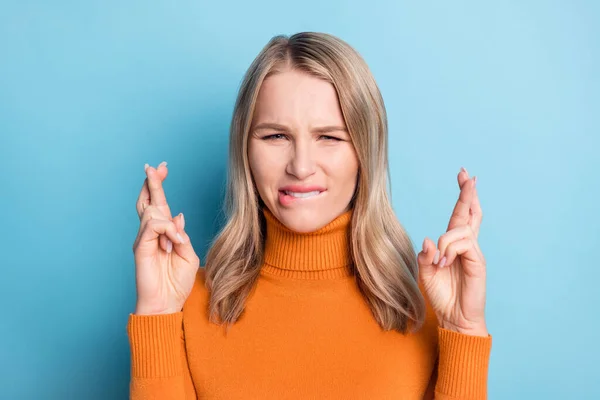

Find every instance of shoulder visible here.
[182,267,211,321]
[196,265,208,286]
[416,276,441,344]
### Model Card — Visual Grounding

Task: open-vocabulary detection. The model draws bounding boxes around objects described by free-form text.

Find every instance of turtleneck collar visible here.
[261,207,354,279]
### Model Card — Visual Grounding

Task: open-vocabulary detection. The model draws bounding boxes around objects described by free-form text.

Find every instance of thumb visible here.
[172,213,199,265]
[417,237,439,280]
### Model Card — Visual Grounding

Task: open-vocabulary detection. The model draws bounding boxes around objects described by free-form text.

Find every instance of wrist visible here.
[134,303,183,316]
[440,320,488,337]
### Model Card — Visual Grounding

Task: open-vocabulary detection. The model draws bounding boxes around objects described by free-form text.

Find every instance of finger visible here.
[458,167,470,188]
[437,225,484,265]
[171,213,199,265]
[438,238,483,270]
[163,212,185,255]
[139,163,170,250]
[472,239,485,265]
[136,162,168,218]
[160,212,186,254]
[160,231,171,254]
[447,176,476,232]
[417,237,440,278]
[471,184,483,238]
[458,167,482,239]
[138,218,186,254]
[146,162,172,219]
[134,205,172,253]
[174,212,185,231]
[155,161,169,179]
[136,177,150,220]
[134,209,197,263]
[437,225,472,260]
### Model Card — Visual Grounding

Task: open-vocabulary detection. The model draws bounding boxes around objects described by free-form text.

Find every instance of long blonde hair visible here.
[204,32,425,334]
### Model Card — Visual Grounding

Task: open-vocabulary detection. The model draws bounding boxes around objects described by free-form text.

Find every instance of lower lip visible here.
[278,190,325,206]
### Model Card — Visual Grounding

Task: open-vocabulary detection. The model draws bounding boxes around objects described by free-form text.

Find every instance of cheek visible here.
[323,149,359,189]
[249,144,280,190]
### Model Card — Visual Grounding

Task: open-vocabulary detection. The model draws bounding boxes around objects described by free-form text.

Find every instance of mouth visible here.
[278,189,326,206]
[281,190,322,198]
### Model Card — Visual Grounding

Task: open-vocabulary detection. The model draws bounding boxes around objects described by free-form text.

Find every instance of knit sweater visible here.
[127,208,492,399]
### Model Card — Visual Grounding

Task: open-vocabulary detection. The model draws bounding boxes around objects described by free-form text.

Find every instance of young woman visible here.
[128,32,492,399]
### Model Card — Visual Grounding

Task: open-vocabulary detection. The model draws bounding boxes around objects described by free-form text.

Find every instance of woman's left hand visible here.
[418,167,488,337]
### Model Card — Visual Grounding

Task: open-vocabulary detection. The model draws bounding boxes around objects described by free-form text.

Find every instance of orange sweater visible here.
[127,208,492,399]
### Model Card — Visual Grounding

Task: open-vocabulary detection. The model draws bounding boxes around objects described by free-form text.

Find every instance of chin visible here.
[273,206,334,233]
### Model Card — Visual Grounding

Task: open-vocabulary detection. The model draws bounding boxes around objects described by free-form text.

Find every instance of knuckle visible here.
[143,219,159,232]
[192,254,200,267]
[147,218,161,228]
[451,210,465,222]
[141,205,159,221]
[437,236,446,249]
[140,205,151,218]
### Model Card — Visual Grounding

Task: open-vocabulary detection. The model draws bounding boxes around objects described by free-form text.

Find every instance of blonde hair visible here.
[204,32,425,334]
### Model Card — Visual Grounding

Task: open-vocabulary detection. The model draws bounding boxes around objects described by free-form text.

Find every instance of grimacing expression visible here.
[248,69,359,233]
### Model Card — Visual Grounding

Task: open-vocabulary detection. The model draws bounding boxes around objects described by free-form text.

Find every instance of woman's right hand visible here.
[132,162,200,315]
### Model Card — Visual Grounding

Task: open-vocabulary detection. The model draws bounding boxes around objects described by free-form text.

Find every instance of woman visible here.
[128,32,492,399]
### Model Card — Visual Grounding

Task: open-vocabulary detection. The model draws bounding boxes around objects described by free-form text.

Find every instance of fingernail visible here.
[433,250,440,264]
[159,161,167,168]
[461,167,468,176]
[166,239,173,253]
[439,256,447,268]
[144,163,149,172]
[180,213,185,230]
[176,232,185,244]
[474,176,477,187]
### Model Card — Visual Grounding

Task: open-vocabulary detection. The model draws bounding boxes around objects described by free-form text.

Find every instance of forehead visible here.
[252,70,345,125]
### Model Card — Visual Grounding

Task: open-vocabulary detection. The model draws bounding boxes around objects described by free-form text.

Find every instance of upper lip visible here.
[279,185,326,193]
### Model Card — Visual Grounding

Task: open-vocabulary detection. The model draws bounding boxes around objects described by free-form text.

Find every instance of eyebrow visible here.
[253,122,348,134]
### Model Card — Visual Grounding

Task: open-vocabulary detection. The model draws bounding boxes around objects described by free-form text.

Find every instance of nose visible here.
[286,138,316,180]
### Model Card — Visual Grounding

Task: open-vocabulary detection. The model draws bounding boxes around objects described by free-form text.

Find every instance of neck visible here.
[261,207,354,280]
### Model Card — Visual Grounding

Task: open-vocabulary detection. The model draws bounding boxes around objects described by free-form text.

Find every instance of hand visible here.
[417,167,488,337]
[132,161,200,315]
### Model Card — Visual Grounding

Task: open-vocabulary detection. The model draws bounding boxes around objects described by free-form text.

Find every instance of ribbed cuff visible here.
[435,327,493,399]
[127,312,184,378]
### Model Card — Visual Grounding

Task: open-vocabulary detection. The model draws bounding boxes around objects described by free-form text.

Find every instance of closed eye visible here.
[262,134,287,140]
[261,134,342,141]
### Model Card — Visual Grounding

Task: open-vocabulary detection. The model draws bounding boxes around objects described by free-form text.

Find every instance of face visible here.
[248,69,359,233]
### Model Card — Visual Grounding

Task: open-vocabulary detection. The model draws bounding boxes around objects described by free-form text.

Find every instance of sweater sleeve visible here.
[127,312,197,400]
[433,327,493,400]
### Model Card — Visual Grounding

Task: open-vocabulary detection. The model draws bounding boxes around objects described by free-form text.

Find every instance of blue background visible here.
[1,1,598,399]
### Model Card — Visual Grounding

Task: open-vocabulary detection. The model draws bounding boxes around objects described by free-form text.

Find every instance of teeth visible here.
[285,190,321,198]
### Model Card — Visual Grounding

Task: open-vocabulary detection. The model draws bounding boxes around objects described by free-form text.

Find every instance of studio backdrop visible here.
[1,1,598,399]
